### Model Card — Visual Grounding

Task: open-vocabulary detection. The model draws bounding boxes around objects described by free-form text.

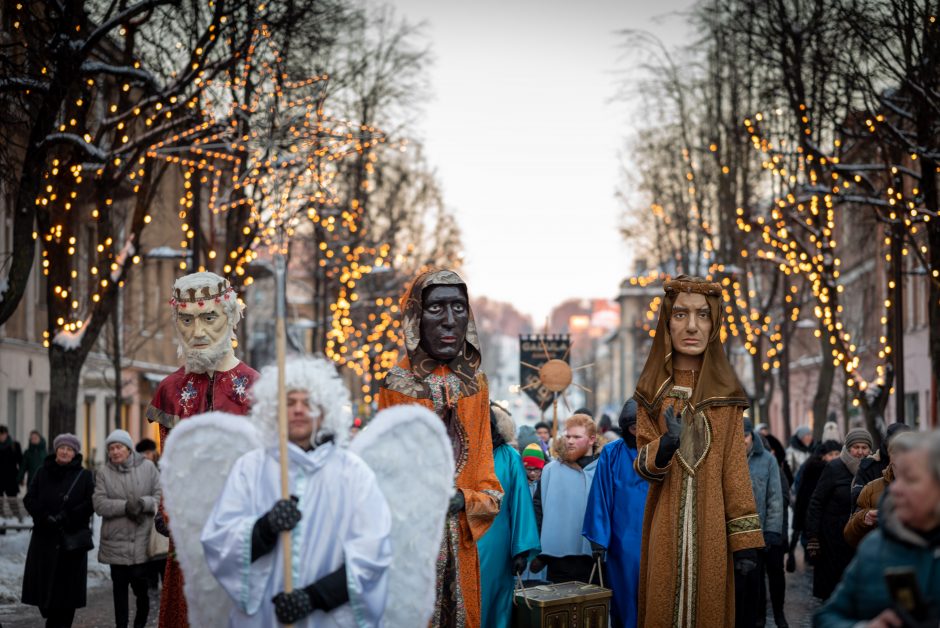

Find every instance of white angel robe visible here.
[201,441,393,627]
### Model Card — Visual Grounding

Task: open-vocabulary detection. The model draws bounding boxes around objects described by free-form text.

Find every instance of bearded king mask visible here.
[169,272,244,373]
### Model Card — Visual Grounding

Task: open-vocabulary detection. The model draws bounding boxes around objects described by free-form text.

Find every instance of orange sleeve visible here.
[456,383,502,543]
[844,482,878,548]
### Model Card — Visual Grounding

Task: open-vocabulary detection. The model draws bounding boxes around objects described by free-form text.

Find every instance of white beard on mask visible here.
[182,334,232,374]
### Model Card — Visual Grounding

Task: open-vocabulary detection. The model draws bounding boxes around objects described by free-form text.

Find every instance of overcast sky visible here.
[387,0,695,324]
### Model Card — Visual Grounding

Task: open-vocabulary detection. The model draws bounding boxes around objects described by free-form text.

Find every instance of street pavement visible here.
[0,546,823,628]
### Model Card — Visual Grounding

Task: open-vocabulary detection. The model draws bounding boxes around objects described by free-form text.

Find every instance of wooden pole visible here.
[274,254,293,597]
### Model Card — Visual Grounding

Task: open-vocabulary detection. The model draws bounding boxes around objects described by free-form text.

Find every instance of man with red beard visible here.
[146,271,259,628]
[530,414,602,583]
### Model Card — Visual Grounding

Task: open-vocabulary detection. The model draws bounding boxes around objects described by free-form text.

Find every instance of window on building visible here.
[35,391,47,437]
[904,392,921,430]
[6,389,22,440]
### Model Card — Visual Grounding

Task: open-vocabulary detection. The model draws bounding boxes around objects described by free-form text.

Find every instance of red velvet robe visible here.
[147,361,259,628]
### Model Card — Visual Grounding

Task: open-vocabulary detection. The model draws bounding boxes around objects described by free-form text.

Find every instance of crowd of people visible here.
[1,269,938,627]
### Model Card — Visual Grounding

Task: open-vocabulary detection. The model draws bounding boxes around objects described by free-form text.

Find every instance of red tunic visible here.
[146,361,259,628]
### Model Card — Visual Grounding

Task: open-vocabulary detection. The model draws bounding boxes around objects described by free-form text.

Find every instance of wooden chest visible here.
[513,581,612,628]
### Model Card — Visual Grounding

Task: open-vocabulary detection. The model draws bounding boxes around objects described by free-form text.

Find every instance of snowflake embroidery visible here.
[230,374,249,403]
[179,379,198,415]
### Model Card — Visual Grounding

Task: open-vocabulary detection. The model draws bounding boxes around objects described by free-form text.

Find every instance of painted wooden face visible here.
[669,291,713,358]
[175,299,230,351]
[419,285,469,362]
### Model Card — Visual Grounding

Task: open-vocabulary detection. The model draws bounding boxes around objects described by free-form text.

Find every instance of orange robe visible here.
[379,360,502,628]
[634,370,763,627]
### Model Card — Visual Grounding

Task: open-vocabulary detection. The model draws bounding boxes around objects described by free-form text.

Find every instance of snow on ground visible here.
[0,514,111,605]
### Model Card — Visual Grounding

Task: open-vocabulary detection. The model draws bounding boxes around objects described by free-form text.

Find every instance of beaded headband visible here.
[168,280,235,309]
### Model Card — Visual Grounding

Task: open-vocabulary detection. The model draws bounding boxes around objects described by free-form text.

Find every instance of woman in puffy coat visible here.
[21,433,94,628]
[806,428,872,601]
[814,429,940,627]
[93,430,161,628]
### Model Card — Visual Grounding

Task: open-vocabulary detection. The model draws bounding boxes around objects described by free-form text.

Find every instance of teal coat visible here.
[814,494,940,627]
[18,437,47,488]
[478,445,541,628]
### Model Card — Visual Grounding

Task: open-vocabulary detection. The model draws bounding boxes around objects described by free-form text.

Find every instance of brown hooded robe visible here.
[377,269,502,628]
[633,276,763,627]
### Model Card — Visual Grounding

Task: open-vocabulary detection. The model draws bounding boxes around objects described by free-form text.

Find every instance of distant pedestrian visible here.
[478,404,540,628]
[850,422,911,504]
[806,428,872,600]
[134,438,159,466]
[520,442,548,583]
[0,425,24,521]
[757,423,792,485]
[94,430,162,628]
[22,433,94,628]
[790,440,842,566]
[135,438,166,590]
[814,430,940,627]
[740,420,786,628]
[19,430,47,490]
[522,443,546,494]
[821,420,843,445]
[535,421,553,458]
[531,414,600,584]
[582,399,647,628]
[785,427,814,490]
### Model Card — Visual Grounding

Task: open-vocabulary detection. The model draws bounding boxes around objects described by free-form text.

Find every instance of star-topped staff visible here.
[520,337,593,440]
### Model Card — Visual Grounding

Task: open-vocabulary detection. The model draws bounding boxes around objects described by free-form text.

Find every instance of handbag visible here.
[60,469,94,553]
[147,519,169,559]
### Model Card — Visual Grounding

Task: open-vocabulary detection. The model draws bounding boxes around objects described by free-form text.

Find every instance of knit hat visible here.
[522,443,546,469]
[844,428,873,451]
[795,426,812,439]
[743,418,754,435]
[53,433,81,454]
[105,429,134,451]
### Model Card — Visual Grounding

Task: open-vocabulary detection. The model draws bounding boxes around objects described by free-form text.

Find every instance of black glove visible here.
[590,541,606,563]
[154,511,170,538]
[272,589,314,624]
[252,497,302,562]
[125,498,144,519]
[764,531,782,547]
[654,405,682,468]
[733,549,758,577]
[512,553,528,576]
[263,497,302,533]
[448,490,465,515]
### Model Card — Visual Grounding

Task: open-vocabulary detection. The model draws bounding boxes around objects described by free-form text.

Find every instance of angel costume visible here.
[633,277,763,627]
[147,273,259,628]
[202,440,391,627]
[378,270,503,628]
[161,358,452,628]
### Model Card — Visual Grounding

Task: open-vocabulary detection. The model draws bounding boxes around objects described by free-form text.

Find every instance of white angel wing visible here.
[160,411,261,628]
[350,404,454,628]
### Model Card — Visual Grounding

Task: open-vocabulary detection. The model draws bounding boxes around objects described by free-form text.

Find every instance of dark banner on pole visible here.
[519,334,570,411]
